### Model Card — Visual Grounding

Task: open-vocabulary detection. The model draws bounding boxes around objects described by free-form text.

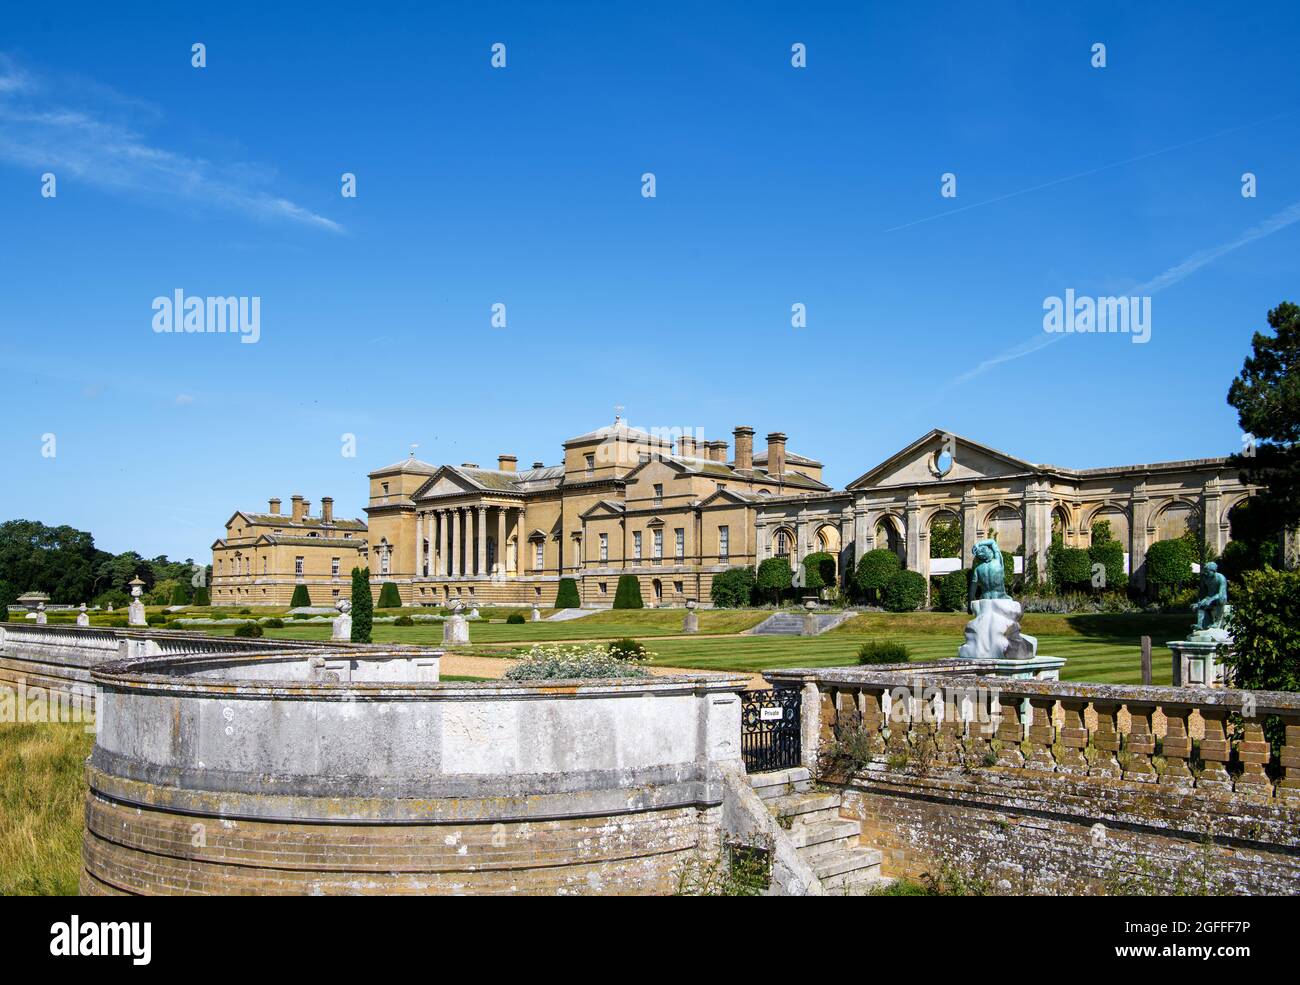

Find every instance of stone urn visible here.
[76,603,90,627]
[128,576,147,627]
[682,598,699,634]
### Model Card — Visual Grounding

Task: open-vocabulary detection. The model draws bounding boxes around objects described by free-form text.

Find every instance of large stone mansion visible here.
[211,419,1256,607]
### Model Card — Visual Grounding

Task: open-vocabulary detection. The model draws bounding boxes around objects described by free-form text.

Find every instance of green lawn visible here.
[187,609,1185,685]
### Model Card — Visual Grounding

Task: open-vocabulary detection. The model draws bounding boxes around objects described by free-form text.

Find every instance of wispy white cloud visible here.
[0,54,341,232]
[952,199,1300,386]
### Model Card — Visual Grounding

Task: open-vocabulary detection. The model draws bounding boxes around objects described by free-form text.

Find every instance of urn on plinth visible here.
[127,576,147,627]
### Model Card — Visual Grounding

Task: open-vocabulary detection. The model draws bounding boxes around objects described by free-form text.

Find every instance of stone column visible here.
[496,507,506,577]
[853,503,870,561]
[795,508,810,567]
[477,506,488,576]
[1203,477,1224,554]
[839,507,854,585]
[451,509,461,578]
[1130,484,1150,592]
[436,509,447,579]
[415,511,424,578]
[961,489,978,564]
[904,492,922,573]
[1023,481,1052,584]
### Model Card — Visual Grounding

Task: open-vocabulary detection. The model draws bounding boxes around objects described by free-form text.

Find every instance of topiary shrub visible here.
[857,639,912,665]
[290,585,312,607]
[1051,547,1092,591]
[192,586,210,606]
[613,574,644,609]
[145,613,168,626]
[261,617,284,628]
[1144,539,1194,601]
[554,577,581,608]
[801,552,837,592]
[856,549,901,605]
[239,608,252,615]
[377,582,402,608]
[233,621,264,638]
[935,569,967,612]
[350,567,373,643]
[882,570,927,612]
[756,557,793,605]
[1087,538,1127,592]
[393,614,414,626]
[506,613,526,624]
[170,583,190,605]
[710,567,755,608]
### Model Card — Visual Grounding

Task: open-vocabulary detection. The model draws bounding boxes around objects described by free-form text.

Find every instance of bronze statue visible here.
[968,538,1009,609]
[1192,561,1228,631]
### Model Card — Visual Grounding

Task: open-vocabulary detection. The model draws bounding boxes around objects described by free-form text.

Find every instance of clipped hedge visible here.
[555,577,581,608]
[801,551,837,591]
[1050,546,1092,591]
[613,574,644,609]
[290,585,312,607]
[856,549,901,604]
[882,570,927,612]
[935,569,967,612]
[192,587,210,606]
[1144,539,1194,600]
[1088,539,1126,592]
[393,614,414,626]
[233,621,263,638]
[377,582,402,608]
[710,567,755,608]
[857,639,911,665]
[506,613,526,624]
[756,557,793,604]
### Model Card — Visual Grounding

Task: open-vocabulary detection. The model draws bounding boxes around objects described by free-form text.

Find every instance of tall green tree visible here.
[1226,301,1300,546]
[350,567,373,643]
[756,557,793,605]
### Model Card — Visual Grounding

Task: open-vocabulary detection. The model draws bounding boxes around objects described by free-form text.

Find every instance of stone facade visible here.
[211,494,367,606]
[758,429,1257,594]
[364,419,828,607]
[211,425,1260,607]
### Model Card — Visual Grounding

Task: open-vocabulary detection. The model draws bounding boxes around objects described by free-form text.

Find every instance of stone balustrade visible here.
[765,664,1300,805]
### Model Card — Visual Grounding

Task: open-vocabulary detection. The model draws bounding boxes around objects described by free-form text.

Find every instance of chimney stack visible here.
[532,461,544,469]
[679,434,697,458]
[766,432,787,476]
[290,494,306,521]
[321,497,334,523]
[269,497,281,515]
[498,454,517,472]
[707,440,728,464]
[733,426,754,471]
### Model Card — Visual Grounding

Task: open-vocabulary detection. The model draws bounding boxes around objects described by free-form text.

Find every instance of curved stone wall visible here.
[83,651,746,895]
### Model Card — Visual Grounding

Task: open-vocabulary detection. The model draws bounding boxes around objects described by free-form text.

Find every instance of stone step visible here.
[789,818,860,850]
[766,791,842,825]
[812,847,883,883]
[822,867,889,896]
[749,767,811,800]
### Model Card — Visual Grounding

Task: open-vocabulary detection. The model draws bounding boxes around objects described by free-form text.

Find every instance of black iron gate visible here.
[740,687,802,773]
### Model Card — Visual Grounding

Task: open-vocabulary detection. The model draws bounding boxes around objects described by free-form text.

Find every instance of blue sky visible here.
[1,1,1297,559]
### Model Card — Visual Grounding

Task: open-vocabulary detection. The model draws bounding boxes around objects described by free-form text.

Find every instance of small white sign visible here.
[760,707,784,722]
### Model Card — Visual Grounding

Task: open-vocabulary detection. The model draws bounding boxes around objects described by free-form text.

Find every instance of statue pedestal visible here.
[128,600,146,627]
[1169,638,1231,687]
[983,655,1066,680]
[331,615,352,641]
[443,614,470,644]
[682,611,698,634]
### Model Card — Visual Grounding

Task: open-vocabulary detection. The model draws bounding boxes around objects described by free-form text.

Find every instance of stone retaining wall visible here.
[83,650,747,895]
[766,665,1300,895]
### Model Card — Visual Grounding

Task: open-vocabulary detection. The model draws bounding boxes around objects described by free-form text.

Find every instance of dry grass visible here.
[0,719,93,895]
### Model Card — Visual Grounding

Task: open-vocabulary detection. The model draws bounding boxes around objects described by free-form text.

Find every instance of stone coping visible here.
[763,663,1300,715]
[92,649,747,700]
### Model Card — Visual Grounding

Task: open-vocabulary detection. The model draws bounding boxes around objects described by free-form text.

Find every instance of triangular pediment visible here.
[581,499,626,520]
[699,488,752,507]
[847,430,1040,489]
[413,466,483,500]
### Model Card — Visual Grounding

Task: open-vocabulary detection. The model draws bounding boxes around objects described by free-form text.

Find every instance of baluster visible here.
[936,688,962,764]
[1056,697,1089,774]
[1159,703,1194,788]
[994,691,1025,767]
[1196,706,1233,795]
[1235,717,1274,802]
[1088,700,1122,778]
[1122,702,1157,782]
[884,686,910,759]
[818,687,836,750]
[1024,696,1057,770]
[1279,714,1300,804]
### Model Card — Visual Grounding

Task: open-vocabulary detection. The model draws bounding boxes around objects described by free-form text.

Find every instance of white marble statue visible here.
[76,603,89,627]
[35,602,47,625]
